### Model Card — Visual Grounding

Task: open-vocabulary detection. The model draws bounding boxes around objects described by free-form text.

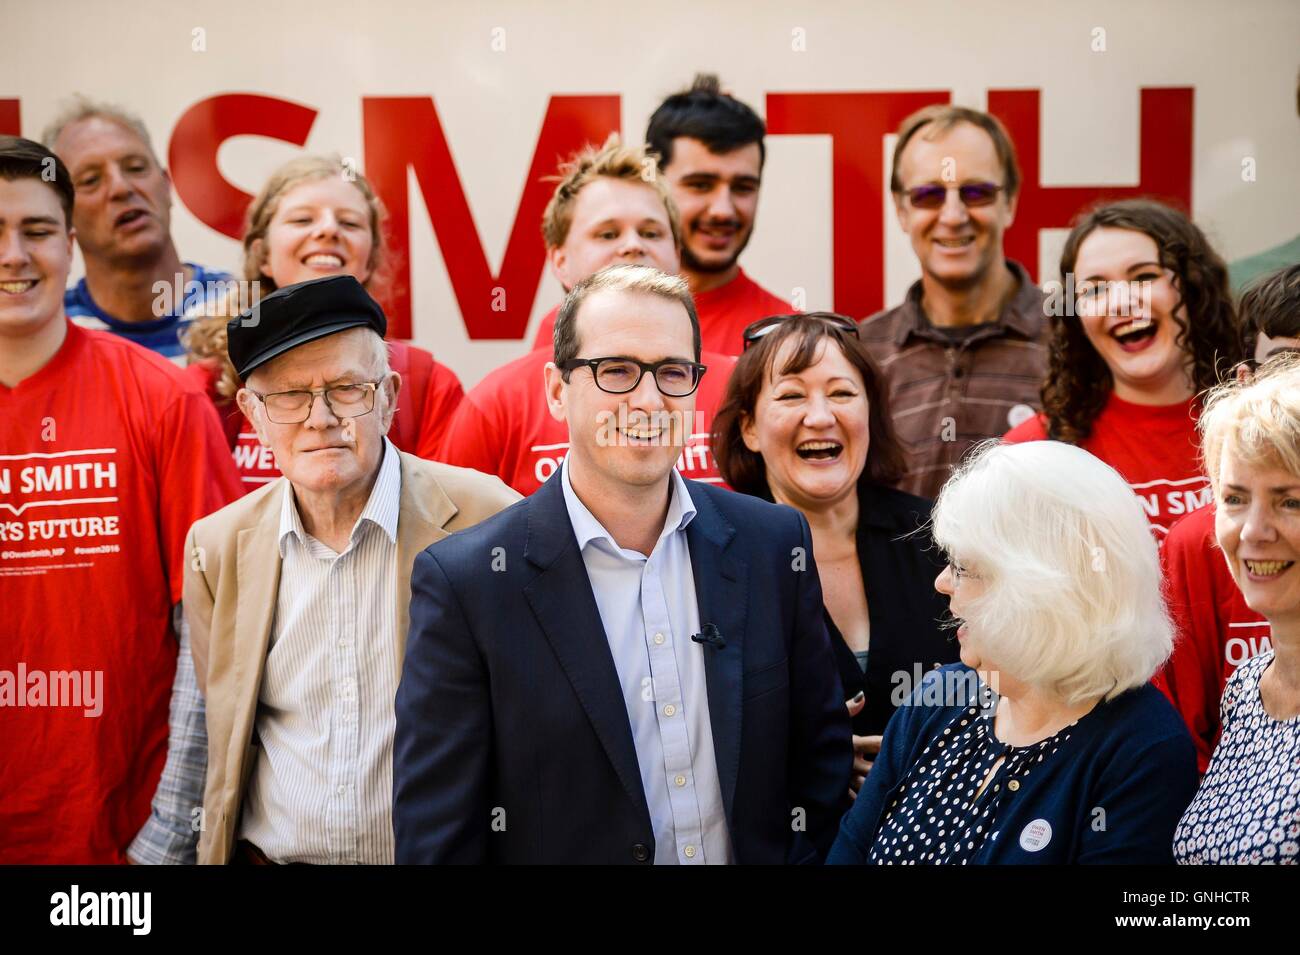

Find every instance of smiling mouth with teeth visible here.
[1111,317,1157,344]
[304,253,346,268]
[0,280,38,294]
[797,440,843,460]
[1244,559,1295,577]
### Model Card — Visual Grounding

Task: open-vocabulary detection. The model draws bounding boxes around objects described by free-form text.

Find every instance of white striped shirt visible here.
[238,439,401,864]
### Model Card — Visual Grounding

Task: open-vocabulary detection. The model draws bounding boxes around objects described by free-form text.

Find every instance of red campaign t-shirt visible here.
[438,346,737,495]
[0,322,242,863]
[530,268,793,357]
[1157,504,1271,772]
[1002,394,1209,541]
[189,341,464,495]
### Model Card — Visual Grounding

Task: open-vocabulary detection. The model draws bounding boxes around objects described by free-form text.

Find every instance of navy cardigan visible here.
[827,664,1198,864]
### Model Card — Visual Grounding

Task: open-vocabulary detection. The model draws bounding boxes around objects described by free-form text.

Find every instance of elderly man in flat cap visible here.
[176,274,519,864]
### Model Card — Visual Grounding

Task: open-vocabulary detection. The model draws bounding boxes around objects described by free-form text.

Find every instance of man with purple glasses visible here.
[859,105,1048,501]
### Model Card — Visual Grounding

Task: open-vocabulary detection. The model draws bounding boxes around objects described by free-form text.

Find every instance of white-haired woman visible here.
[827,440,1197,864]
[1174,357,1300,864]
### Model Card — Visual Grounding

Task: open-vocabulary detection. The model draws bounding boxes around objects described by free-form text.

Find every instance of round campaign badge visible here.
[1007,404,1036,429]
[1019,818,1053,852]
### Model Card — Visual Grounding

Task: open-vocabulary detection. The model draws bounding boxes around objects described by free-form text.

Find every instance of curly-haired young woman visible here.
[1003,199,1244,541]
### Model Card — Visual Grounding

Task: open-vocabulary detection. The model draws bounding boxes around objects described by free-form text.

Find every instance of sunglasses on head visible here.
[902,181,1003,210]
[742,313,860,349]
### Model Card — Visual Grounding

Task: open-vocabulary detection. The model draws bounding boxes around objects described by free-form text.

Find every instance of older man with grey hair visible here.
[164,274,518,864]
[44,96,232,363]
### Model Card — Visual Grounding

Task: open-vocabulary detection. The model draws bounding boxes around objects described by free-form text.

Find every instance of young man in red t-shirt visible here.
[0,137,241,863]
[532,74,791,356]
[1158,264,1300,769]
[435,137,736,495]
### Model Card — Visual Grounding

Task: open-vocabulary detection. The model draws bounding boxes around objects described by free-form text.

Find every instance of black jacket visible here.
[825,482,959,736]
[394,474,853,864]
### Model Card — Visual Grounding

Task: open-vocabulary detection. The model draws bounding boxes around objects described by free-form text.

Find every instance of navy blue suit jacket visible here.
[393,473,852,864]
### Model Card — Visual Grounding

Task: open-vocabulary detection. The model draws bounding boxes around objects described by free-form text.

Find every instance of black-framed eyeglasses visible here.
[902,181,1003,210]
[557,357,707,397]
[742,312,860,349]
[250,380,383,424]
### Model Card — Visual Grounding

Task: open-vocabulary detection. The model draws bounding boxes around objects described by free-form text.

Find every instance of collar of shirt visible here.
[894,260,1042,347]
[560,457,697,558]
[278,437,401,557]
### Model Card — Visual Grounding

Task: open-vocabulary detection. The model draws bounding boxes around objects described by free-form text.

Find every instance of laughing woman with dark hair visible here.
[714,313,958,794]
[1004,199,1244,540]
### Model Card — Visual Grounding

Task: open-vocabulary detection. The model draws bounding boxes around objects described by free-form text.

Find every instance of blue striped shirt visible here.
[64,263,234,365]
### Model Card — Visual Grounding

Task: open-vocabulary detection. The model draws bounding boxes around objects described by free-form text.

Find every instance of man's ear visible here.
[892,192,910,233]
[1002,189,1019,229]
[379,371,402,431]
[235,388,272,447]
[543,361,567,423]
[547,245,570,290]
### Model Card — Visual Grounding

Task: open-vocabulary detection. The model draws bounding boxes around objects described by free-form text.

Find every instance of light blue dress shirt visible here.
[560,459,735,865]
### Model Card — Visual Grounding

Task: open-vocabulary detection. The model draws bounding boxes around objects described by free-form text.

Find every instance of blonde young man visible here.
[435,136,735,494]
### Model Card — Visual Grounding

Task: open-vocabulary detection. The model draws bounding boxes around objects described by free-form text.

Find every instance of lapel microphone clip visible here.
[690,623,726,650]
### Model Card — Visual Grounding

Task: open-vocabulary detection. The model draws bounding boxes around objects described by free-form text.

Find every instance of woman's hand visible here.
[844,693,883,798]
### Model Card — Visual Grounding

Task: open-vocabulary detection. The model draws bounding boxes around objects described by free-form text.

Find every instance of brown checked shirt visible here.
[859,261,1050,500]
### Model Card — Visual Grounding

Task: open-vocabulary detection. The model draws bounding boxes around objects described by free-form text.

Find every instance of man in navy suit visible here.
[394,264,851,864]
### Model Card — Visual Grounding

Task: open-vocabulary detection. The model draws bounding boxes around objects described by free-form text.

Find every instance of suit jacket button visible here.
[632,844,650,862]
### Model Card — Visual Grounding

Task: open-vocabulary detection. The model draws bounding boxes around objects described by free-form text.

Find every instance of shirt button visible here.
[336,785,346,795]
[683,845,697,859]
[675,774,687,787]
[1008,780,1020,792]
[654,633,665,646]
[663,704,676,717]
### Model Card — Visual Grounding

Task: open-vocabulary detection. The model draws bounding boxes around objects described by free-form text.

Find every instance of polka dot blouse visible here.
[1174,651,1300,865]
[867,686,1076,865]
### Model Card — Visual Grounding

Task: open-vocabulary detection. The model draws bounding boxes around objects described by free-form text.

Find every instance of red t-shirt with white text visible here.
[1157,503,1271,772]
[530,268,793,356]
[1002,394,1208,541]
[436,346,736,495]
[0,322,242,863]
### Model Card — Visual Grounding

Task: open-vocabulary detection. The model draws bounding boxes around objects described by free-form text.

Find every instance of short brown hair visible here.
[713,314,906,498]
[0,136,74,228]
[890,105,1021,199]
[554,264,699,369]
[1240,263,1300,347]
[540,135,681,250]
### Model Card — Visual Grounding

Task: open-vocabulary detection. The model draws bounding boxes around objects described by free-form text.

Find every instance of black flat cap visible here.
[227,274,387,379]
